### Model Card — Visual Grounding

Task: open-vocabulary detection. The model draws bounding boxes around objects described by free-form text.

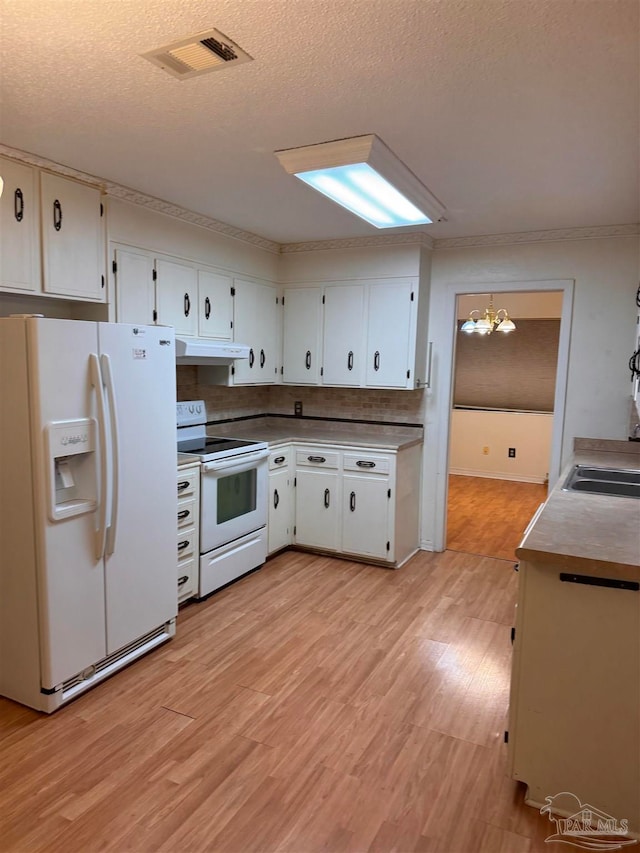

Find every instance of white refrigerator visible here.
[0,317,178,712]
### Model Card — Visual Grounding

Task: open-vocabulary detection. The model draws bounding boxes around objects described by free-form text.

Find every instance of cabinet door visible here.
[233,279,279,385]
[268,467,293,554]
[294,469,340,551]
[41,173,105,301]
[342,474,390,560]
[282,287,322,384]
[322,284,365,386]
[155,258,197,335]
[198,269,232,340]
[0,158,39,292]
[365,281,415,388]
[113,246,156,325]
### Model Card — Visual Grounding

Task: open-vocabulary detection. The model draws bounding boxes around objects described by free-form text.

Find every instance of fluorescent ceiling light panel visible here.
[275,135,446,229]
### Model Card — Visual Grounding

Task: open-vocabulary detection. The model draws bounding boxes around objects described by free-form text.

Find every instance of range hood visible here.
[175,337,250,365]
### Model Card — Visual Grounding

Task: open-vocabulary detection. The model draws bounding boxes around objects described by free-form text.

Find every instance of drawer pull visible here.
[308,455,326,463]
[349,491,356,512]
[356,460,376,468]
[178,575,189,587]
[177,540,190,552]
[177,509,190,521]
[324,488,330,508]
[274,455,286,464]
[177,480,190,492]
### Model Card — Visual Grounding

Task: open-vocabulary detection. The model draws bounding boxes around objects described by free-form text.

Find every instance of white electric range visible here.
[177,401,269,598]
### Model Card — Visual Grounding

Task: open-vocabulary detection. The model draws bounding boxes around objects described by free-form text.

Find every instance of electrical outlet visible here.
[482,446,489,455]
[508,447,516,458]
[294,401,303,417]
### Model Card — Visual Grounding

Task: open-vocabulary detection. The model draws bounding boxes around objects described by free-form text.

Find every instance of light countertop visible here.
[516,440,640,576]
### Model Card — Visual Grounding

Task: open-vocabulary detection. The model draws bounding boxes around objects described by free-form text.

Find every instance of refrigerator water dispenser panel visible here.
[46,418,98,521]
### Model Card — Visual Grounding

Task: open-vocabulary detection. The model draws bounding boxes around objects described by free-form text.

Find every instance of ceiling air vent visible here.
[141,29,252,80]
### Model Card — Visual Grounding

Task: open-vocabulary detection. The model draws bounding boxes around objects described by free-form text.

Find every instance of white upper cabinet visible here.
[282,287,323,384]
[113,246,155,326]
[322,284,365,386]
[155,258,197,336]
[0,158,39,293]
[197,269,232,340]
[41,172,105,302]
[365,280,416,388]
[232,278,279,385]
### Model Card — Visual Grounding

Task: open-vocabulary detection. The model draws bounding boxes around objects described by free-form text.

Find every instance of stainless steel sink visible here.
[562,465,640,498]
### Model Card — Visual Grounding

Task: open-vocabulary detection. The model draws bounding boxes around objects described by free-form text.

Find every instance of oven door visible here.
[200,449,269,552]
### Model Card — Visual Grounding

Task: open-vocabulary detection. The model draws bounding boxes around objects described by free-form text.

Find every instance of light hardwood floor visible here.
[446,475,548,562]
[0,548,558,852]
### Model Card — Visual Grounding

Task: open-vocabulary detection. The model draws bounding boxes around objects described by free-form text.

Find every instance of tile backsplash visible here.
[177,366,424,424]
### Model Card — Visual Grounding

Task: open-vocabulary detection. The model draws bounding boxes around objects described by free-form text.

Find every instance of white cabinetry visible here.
[294,449,341,552]
[176,462,200,604]
[198,269,232,340]
[40,172,105,301]
[282,287,323,384]
[322,284,366,386]
[268,449,294,555]
[365,281,415,388]
[232,278,279,385]
[342,452,392,560]
[0,158,39,293]
[155,258,197,336]
[113,246,156,326]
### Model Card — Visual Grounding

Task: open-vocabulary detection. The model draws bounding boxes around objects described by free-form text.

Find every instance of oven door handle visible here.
[202,448,269,473]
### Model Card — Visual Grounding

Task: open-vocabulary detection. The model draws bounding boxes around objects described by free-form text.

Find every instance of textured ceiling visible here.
[0,0,638,244]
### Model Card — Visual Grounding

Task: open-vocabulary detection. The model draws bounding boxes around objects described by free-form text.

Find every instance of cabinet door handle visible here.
[274,488,279,509]
[324,488,330,508]
[373,350,380,371]
[53,199,62,231]
[14,188,24,222]
[356,460,376,468]
[178,575,189,587]
[349,491,356,512]
[305,350,312,370]
[184,292,191,317]
[177,480,190,492]
[274,455,286,464]
[630,348,640,380]
[307,455,326,463]
[204,296,211,320]
[249,348,255,368]
[177,540,190,552]
[347,350,354,371]
[177,509,190,521]
[260,348,266,369]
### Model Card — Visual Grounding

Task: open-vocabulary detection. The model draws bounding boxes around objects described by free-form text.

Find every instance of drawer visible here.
[269,448,291,470]
[343,452,391,474]
[177,529,197,560]
[177,467,199,499]
[295,448,339,469]
[177,498,196,530]
[177,557,197,603]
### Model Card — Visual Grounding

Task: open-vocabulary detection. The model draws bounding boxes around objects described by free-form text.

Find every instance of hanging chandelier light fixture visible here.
[460,294,516,335]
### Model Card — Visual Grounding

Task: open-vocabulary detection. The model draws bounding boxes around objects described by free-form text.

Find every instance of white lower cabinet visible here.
[294,467,341,552]
[177,462,200,604]
[342,472,390,560]
[268,449,294,555]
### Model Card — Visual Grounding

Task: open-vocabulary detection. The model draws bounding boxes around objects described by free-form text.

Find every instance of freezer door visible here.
[27,318,107,689]
[98,323,177,654]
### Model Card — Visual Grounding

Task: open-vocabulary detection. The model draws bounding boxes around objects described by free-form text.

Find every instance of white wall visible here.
[422,234,639,549]
[449,409,553,483]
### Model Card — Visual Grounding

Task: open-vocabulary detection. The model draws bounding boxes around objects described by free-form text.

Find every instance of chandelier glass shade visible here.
[460,294,516,335]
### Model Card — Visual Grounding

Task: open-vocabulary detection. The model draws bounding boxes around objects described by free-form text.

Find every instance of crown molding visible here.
[434,223,640,250]
[0,144,281,254]
[2,145,637,255]
[280,232,435,253]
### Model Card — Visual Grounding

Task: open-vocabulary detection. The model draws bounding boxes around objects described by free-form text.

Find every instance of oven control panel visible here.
[176,400,206,428]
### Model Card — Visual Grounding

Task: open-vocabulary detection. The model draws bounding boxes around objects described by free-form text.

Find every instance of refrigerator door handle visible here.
[89,353,109,561]
[101,353,120,556]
